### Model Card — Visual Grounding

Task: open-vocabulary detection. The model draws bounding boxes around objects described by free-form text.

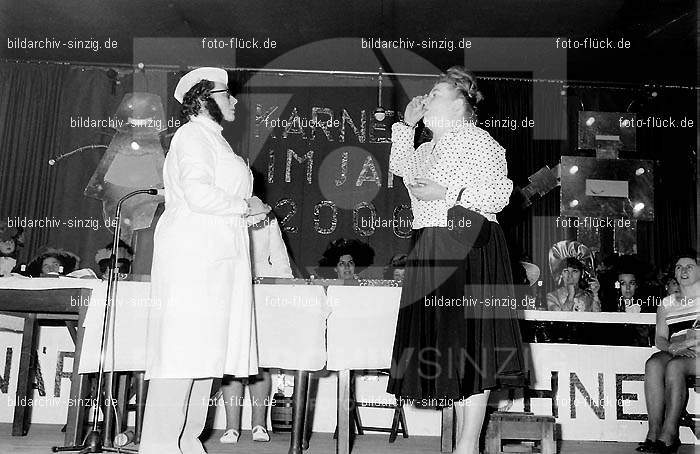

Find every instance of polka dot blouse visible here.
[389,122,513,228]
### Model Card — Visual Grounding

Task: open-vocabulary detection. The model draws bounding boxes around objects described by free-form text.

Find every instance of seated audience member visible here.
[317,238,374,279]
[219,213,294,444]
[547,257,601,312]
[617,268,642,313]
[0,223,24,276]
[94,240,134,278]
[614,261,653,346]
[384,253,407,281]
[639,250,699,453]
[664,275,681,297]
[610,255,658,313]
[25,248,80,277]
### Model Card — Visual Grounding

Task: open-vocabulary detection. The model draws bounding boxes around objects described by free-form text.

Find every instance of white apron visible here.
[145,115,258,379]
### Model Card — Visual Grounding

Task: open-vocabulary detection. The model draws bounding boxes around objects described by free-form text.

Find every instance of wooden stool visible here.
[486,412,555,454]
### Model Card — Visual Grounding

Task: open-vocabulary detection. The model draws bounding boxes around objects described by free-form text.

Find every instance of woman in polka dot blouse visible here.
[387,66,527,454]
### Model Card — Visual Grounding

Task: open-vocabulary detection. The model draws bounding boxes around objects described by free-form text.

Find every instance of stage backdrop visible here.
[0,62,696,282]
[232,72,426,276]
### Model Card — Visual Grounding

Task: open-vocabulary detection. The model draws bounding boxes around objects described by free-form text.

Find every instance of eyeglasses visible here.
[210,88,235,97]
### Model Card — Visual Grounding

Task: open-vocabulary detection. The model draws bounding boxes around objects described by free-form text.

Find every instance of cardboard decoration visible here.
[560,156,654,221]
[84,93,166,241]
[577,111,637,154]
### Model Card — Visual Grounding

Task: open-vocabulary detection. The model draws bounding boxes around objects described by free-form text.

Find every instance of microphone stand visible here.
[53,189,160,453]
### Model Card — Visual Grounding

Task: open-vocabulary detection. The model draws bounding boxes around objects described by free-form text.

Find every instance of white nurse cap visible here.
[174,67,228,104]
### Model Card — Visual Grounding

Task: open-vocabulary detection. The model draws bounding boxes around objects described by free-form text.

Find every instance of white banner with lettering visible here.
[0,327,696,443]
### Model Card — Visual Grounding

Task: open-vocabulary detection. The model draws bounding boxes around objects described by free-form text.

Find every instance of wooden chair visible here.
[679,375,699,439]
[332,371,408,443]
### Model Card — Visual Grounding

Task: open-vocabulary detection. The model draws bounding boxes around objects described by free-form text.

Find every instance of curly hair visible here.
[671,248,698,267]
[180,79,224,123]
[26,250,79,277]
[317,238,375,278]
[437,66,484,119]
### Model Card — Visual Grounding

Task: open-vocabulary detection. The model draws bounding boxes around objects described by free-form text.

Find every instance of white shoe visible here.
[219,429,240,444]
[251,425,270,442]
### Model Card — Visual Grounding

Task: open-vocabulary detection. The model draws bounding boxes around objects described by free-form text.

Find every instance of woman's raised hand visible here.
[404,95,429,127]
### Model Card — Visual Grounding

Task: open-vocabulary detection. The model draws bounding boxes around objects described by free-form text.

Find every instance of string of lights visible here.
[2,57,697,91]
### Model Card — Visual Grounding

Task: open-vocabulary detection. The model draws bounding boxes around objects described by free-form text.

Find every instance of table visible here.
[0,277,331,453]
[1,277,671,452]
[0,280,95,446]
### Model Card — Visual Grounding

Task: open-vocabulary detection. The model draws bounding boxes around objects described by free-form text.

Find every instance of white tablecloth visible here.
[0,277,657,374]
[253,284,329,370]
[326,285,401,371]
[77,282,330,373]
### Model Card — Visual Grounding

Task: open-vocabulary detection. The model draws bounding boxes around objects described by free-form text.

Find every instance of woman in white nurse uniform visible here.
[139,67,270,454]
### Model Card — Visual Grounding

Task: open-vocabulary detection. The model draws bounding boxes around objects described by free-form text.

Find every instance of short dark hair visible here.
[615,254,642,278]
[672,248,698,266]
[181,79,223,123]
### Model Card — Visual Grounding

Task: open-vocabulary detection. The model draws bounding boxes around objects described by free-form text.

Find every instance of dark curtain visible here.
[0,62,133,269]
[484,79,570,292]
[0,63,66,258]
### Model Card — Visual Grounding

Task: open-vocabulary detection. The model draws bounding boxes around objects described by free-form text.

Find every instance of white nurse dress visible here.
[145,115,258,379]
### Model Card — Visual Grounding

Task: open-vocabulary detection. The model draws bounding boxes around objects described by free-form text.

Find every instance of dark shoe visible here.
[635,439,658,452]
[655,438,681,454]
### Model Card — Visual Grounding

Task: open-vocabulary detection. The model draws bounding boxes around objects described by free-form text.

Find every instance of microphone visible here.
[115,188,165,208]
[48,144,108,167]
[147,188,165,196]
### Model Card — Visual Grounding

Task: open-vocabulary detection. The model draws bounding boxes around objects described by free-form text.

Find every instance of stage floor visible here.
[0,424,696,453]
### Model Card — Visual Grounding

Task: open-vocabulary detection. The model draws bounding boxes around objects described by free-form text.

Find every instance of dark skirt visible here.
[387,220,527,401]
